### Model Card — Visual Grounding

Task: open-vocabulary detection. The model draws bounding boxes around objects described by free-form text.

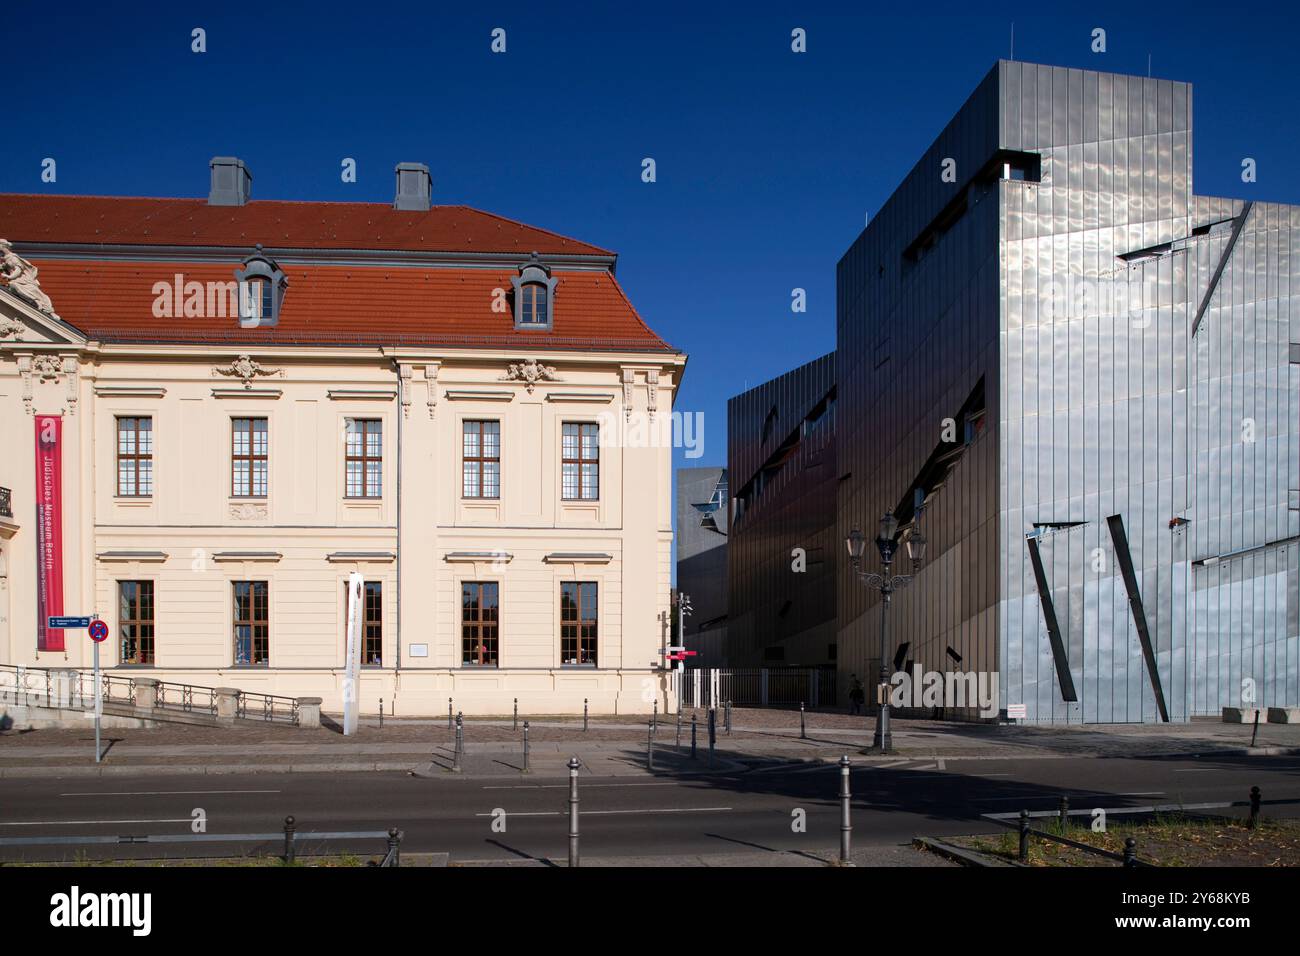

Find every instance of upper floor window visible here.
[116,417,153,497]
[520,283,549,326]
[562,422,599,500]
[463,420,501,499]
[345,418,382,498]
[232,417,268,498]
[511,253,558,330]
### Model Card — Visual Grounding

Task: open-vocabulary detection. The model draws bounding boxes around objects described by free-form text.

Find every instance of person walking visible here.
[849,674,865,715]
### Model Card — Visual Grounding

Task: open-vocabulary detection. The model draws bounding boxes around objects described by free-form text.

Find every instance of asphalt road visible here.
[2,752,1297,864]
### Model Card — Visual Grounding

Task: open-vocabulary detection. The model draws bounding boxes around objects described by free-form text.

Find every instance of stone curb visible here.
[912,836,1020,867]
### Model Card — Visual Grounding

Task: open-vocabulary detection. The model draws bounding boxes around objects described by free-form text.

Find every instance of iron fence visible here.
[154,680,218,717]
[236,689,300,725]
[679,667,837,709]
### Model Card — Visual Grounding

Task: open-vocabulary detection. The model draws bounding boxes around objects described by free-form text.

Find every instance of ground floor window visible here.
[118,580,154,665]
[233,581,269,665]
[344,580,383,665]
[462,581,499,666]
[561,581,598,666]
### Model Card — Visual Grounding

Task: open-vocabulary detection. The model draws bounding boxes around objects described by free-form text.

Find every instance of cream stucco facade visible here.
[0,289,684,716]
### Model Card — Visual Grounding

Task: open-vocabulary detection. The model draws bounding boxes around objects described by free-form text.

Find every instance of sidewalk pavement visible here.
[3,708,1297,777]
[451,844,956,867]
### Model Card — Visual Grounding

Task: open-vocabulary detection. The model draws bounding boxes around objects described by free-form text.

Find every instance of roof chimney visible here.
[209,157,252,206]
[393,162,431,212]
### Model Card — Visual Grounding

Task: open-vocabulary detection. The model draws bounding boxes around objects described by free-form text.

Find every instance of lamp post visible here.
[846,509,926,753]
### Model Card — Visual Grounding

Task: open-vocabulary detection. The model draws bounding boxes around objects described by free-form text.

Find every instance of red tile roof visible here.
[0,194,613,257]
[28,258,673,352]
[1,193,676,353]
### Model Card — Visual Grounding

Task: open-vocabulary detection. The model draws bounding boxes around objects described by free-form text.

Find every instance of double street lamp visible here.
[845,510,926,753]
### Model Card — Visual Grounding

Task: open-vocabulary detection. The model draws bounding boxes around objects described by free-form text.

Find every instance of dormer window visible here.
[511,252,558,331]
[235,244,288,328]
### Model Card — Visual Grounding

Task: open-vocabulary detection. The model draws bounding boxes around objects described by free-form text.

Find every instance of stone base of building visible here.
[91,667,677,717]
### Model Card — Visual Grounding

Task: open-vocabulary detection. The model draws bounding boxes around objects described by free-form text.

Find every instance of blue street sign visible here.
[48,616,91,629]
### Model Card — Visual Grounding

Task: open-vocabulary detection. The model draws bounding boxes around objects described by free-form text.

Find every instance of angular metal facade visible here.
[727,352,838,666]
[836,60,1300,723]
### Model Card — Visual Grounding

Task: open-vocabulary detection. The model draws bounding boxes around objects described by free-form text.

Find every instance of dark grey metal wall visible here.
[727,352,837,666]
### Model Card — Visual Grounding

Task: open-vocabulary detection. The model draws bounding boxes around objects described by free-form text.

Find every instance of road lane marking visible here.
[0,818,194,827]
[474,807,733,817]
[59,790,280,797]
[482,783,679,790]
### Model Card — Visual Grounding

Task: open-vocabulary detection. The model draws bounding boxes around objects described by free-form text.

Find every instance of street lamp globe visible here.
[906,529,927,567]
[845,527,866,561]
[878,511,899,541]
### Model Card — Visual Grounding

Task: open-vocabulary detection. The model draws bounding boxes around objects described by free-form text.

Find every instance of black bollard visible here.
[800,701,807,740]
[1058,795,1070,832]
[283,815,297,865]
[448,698,453,731]
[380,698,384,728]
[708,706,717,767]
[676,707,682,748]
[647,720,655,771]
[652,699,658,735]
[513,698,518,731]
[725,699,732,735]
[1249,786,1261,828]
[584,698,589,732]
[1123,837,1138,867]
[522,720,530,774]
[1018,810,1030,862]
[386,827,401,867]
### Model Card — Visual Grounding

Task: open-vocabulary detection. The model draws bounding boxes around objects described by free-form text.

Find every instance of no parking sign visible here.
[88,619,109,643]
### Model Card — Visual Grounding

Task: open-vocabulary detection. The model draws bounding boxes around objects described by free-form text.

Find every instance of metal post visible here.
[522,720,530,774]
[725,699,732,735]
[652,699,658,735]
[283,815,296,864]
[647,720,655,771]
[448,698,453,731]
[93,639,102,764]
[380,698,384,729]
[1058,795,1069,832]
[676,707,682,748]
[567,756,581,867]
[452,715,463,773]
[583,698,589,732]
[513,698,518,731]
[1251,710,1261,748]
[387,827,401,867]
[800,701,807,740]
[1017,809,1030,862]
[1123,837,1137,867]
[839,755,853,865]
[691,714,698,759]
[708,706,716,767]
[1249,786,1261,828]
[876,582,893,753]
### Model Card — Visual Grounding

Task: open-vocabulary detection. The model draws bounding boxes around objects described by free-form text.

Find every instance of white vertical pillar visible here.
[343,571,363,736]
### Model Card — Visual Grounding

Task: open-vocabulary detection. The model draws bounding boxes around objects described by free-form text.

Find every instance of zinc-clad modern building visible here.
[727,352,837,668]
[832,60,1299,723]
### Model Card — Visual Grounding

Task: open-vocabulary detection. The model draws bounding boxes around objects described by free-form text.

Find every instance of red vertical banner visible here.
[34,415,65,652]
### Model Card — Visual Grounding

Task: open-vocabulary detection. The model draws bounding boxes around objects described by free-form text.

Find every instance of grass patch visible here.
[956,814,1300,867]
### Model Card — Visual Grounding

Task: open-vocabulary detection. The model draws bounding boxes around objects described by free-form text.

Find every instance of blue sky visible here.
[7,2,1300,478]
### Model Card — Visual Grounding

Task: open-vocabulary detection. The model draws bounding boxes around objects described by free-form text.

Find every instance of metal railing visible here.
[154,679,218,717]
[236,689,300,725]
[680,666,837,709]
[0,663,298,726]
[0,816,402,866]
